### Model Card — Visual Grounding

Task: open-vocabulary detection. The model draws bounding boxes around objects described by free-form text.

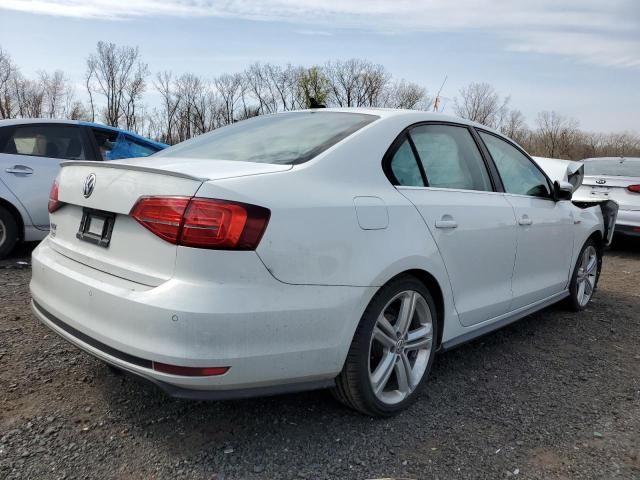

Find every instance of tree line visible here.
[1,42,638,159]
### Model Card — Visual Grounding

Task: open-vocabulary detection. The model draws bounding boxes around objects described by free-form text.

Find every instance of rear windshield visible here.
[156,112,378,165]
[583,158,640,177]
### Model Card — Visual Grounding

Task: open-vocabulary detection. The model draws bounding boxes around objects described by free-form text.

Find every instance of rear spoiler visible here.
[60,161,205,181]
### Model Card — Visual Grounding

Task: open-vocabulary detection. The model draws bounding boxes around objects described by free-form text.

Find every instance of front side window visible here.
[157,112,378,165]
[480,131,551,198]
[409,125,492,191]
[1,125,85,160]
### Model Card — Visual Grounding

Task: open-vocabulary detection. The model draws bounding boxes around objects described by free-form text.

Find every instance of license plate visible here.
[76,208,116,247]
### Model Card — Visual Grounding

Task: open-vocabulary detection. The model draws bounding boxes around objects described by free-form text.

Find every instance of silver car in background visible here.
[0,119,167,259]
[573,157,640,238]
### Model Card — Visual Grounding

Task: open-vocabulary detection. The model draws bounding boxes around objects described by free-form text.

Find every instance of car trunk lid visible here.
[581,175,640,211]
[49,159,289,285]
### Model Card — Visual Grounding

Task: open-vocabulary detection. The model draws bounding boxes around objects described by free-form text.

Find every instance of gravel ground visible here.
[1,239,639,480]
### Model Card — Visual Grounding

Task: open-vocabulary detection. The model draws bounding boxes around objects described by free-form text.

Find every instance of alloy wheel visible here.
[368,290,433,405]
[576,245,598,307]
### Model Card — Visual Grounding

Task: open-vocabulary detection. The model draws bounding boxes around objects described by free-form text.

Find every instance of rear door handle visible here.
[518,215,532,226]
[435,216,458,229]
[5,165,34,175]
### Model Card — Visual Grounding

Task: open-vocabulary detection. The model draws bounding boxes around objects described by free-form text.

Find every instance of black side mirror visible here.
[554,180,573,201]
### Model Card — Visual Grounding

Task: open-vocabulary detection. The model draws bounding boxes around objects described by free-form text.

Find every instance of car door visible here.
[478,131,574,310]
[388,123,518,326]
[0,123,89,229]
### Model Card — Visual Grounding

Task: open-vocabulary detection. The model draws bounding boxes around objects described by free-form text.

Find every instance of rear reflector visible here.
[131,196,270,250]
[152,362,229,377]
[627,184,640,193]
[48,179,63,213]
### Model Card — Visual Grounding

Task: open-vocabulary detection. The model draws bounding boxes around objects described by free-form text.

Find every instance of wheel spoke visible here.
[373,326,397,349]
[377,314,397,340]
[371,351,396,395]
[395,292,416,337]
[395,353,411,394]
[405,324,432,351]
[577,280,586,304]
[586,255,597,275]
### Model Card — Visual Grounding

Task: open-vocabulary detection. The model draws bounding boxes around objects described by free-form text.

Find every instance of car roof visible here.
[283,107,504,136]
[0,118,167,148]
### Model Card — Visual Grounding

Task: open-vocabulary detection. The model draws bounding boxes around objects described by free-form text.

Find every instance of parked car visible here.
[0,119,167,258]
[30,109,616,416]
[572,157,640,238]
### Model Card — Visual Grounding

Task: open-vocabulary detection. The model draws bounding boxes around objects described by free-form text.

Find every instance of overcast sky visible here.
[0,0,638,132]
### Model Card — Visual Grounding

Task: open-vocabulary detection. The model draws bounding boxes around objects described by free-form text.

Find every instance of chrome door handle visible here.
[435,219,458,229]
[5,165,34,175]
[518,215,532,226]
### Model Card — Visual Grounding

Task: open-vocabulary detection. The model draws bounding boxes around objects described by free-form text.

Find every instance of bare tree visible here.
[325,59,390,107]
[454,82,509,127]
[13,75,45,118]
[535,111,579,158]
[0,47,17,119]
[86,41,148,127]
[499,109,527,144]
[214,73,244,125]
[384,80,430,110]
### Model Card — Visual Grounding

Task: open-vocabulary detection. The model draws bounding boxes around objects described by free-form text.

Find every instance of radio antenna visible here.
[433,75,448,112]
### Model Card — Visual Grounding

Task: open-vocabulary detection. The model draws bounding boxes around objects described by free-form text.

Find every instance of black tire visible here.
[564,237,602,312]
[332,275,438,417]
[0,206,19,260]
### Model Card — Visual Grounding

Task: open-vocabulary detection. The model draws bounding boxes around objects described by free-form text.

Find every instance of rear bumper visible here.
[616,209,640,237]
[30,238,372,394]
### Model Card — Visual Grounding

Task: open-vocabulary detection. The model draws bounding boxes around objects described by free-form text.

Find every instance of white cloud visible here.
[2,0,639,68]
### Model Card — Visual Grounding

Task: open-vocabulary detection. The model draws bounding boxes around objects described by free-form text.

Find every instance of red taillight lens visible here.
[48,179,63,213]
[627,184,640,193]
[130,197,270,250]
[130,197,190,243]
[152,362,229,377]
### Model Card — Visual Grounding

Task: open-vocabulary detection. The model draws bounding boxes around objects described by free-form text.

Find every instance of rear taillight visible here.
[130,196,270,250]
[48,179,63,213]
[627,185,640,193]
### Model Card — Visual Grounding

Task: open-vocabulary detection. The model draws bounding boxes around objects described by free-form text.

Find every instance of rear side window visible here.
[389,138,424,187]
[410,125,492,191]
[1,124,86,160]
[480,131,551,198]
[157,112,378,165]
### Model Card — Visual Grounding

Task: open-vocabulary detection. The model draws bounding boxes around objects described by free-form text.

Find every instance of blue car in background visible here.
[0,119,168,258]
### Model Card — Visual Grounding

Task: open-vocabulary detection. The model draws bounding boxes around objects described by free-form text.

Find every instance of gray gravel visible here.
[1,240,639,479]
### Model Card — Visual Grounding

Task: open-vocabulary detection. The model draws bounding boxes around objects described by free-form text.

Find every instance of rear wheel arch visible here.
[0,197,24,241]
[359,269,445,350]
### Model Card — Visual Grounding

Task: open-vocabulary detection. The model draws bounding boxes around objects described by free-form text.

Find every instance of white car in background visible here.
[573,157,640,238]
[30,109,616,416]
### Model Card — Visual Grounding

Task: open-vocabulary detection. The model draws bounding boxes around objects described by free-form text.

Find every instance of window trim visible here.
[476,128,555,201]
[1,123,92,161]
[382,121,501,193]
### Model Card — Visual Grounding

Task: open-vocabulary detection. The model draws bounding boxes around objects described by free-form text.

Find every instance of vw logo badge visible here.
[595,179,606,185]
[83,173,96,198]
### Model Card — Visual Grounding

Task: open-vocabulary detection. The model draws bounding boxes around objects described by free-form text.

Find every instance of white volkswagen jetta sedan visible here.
[31,109,614,416]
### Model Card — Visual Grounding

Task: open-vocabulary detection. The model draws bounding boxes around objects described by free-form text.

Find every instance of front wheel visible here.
[332,275,438,417]
[565,238,601,311]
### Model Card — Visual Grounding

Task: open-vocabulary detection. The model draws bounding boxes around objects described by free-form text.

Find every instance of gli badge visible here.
[83,173,96,198]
